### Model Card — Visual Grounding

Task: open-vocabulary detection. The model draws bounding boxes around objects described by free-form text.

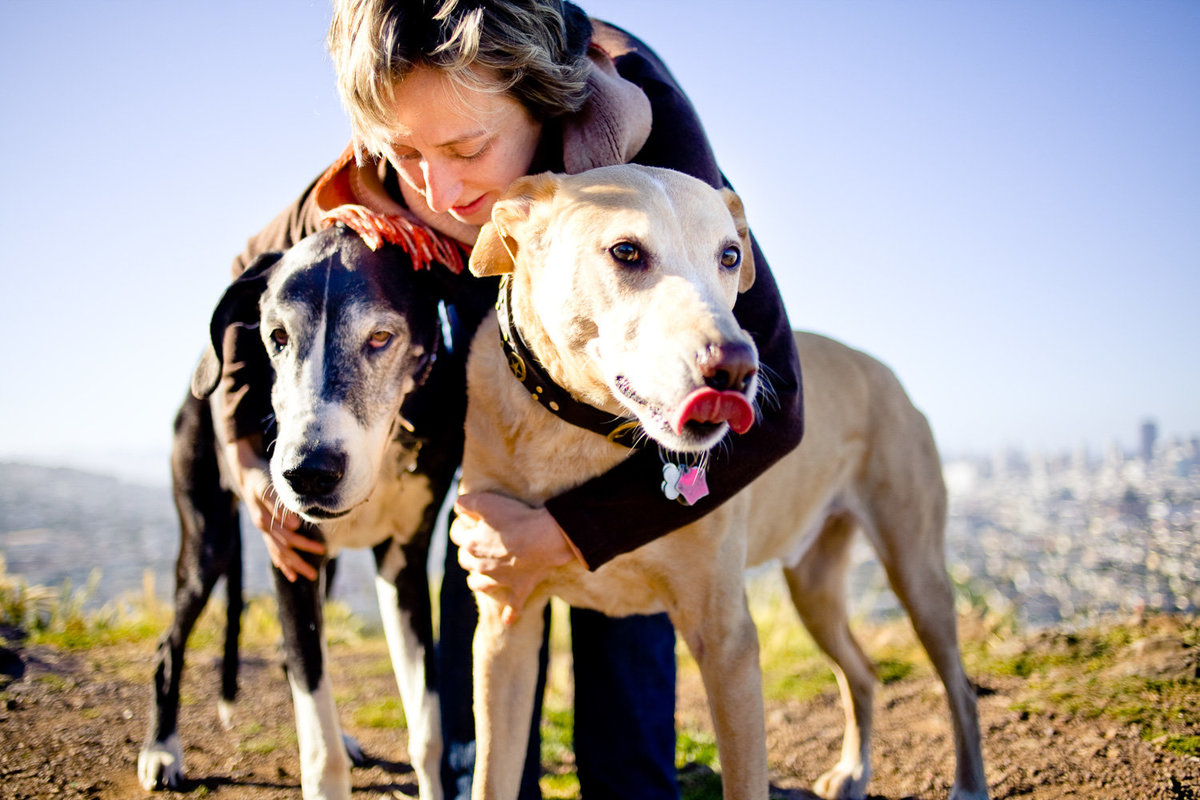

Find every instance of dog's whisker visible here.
[754,364,780,414]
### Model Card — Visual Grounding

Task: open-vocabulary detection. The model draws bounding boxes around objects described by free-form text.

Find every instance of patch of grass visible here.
[540,707,575,768]
[539,771,580,799]
[36,672,73,692]
[978,626,1135,679]
[743,570,928,700]
[235,720,294,755]
[352,696,407,730]
[993,616,1200,757]
[676,726,719,771]
[1161,734,1200,757]
[0,552,376,660]
[876,656,916,685]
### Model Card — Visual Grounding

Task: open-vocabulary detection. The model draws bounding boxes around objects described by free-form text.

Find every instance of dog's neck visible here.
[498,275,644,449]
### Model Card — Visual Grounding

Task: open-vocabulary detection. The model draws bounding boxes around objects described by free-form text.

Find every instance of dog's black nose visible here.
[284,451,346,497]
[701,341,758,393]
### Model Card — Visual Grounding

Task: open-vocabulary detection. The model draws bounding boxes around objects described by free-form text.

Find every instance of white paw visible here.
[217,698,236,730]
[137,733,185,791]
[813,759,869,800]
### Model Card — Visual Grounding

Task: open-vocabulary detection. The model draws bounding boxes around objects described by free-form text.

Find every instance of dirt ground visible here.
[0,620,1197,800]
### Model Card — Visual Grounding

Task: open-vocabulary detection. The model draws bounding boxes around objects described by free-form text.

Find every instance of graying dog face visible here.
[258,227,440,521]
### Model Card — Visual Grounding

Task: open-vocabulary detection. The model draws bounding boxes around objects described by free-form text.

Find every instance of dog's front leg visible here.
[673,575,769,800]
[471,594,547,800]
[375,537,442,800]
[273,554,351,800]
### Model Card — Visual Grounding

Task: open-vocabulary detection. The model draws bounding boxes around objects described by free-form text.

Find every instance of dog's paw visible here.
[813,759,869,800]
[343,733,368,767]
[217,698,236,730]
[949,786,990,800]
[137,733,185,791]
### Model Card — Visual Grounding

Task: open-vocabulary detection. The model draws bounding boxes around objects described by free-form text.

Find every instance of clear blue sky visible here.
[2,1,1197,484]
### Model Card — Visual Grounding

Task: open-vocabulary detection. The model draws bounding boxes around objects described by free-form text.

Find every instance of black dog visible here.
[139,224,463,800]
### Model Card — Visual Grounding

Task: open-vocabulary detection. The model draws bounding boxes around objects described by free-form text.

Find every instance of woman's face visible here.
[385,65,543,230]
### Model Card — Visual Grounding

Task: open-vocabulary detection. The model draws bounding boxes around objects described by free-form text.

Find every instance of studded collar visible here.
[495,276,644,449]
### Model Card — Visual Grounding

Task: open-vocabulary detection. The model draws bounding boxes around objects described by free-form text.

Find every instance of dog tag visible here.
[661,462,709,506]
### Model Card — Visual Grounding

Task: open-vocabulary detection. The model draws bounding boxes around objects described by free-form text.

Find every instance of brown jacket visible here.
[219,18,803,569]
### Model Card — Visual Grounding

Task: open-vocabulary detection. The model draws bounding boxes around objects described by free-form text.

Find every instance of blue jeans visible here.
[439,538,679,800]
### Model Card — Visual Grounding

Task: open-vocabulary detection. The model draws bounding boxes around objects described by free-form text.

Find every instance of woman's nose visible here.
[421,161,462,214]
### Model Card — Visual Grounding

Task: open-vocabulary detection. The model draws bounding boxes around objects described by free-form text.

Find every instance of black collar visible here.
[496,276,644,449]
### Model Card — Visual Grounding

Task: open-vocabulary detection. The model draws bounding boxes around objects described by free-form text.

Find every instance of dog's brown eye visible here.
[270,328,289,350]
[720,246,741,269]
[609,241,642,265]
[368,331,393,350]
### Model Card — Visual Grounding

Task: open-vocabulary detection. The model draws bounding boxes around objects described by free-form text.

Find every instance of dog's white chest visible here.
[321,466,434,555]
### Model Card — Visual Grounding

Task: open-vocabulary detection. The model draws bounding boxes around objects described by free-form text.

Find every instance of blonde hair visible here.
[329,0,592,159]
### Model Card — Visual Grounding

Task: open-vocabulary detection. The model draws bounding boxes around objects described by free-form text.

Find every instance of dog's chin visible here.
[642,417,728,454]
[272,486,365,524]
[614,377,737,454]
[614,379,728,454]
[296,503,354,523]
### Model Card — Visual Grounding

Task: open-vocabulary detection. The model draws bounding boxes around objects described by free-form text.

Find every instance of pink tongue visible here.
[673,387,755,434]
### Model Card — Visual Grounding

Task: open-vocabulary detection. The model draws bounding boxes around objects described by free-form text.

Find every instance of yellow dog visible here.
[459,164,988,800]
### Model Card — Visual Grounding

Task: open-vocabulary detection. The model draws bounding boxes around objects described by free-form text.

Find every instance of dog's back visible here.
[744,331,946,569]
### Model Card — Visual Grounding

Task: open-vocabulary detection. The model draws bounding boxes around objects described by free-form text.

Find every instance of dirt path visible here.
[0,621,1197,800]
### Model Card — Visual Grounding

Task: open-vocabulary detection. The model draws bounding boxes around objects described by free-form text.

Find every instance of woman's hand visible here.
[450,492,584,625]
[226,438,325,582]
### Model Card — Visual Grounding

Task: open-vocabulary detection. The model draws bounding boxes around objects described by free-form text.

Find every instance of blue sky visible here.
[1,1,1197,485]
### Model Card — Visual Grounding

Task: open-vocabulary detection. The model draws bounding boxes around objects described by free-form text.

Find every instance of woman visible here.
[218,2,804,798]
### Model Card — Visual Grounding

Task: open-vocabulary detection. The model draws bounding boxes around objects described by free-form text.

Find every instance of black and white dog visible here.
[139,224,463,800]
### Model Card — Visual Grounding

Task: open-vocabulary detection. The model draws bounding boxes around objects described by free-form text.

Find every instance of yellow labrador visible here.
[459,165,988,800]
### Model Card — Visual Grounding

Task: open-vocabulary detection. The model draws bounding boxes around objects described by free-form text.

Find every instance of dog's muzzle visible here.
[673,340,758,434]
[282,449,349,517]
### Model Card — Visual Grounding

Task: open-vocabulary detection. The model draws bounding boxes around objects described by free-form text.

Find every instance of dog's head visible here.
[193,224,441,521]
[470,165,759,454]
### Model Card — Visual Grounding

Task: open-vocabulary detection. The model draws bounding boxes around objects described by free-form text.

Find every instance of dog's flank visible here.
[458,165,987,800]
[140,225,455,800]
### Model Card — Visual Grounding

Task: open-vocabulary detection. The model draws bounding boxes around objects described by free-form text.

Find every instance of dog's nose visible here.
[284,451,346,497]
[701,342,758,393]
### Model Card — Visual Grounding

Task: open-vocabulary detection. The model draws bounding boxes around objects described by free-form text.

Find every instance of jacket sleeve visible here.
[543,22,805,569]
[217,172,327,443]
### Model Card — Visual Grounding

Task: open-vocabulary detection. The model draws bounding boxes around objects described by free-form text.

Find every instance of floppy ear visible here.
[469,172,559,277]
[190,251,283,398]
[721,188,756,293]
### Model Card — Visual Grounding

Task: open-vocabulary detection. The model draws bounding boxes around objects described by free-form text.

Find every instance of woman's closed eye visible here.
[449,138,493,161]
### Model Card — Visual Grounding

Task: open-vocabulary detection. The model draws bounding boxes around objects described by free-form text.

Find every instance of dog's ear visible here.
[190,251,283,398]
[720,188,756,293]
[469,173,559,277]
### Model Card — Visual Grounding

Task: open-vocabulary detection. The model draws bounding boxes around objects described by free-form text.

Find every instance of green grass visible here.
[978,616,1200,751]
[0,553,367,654]
[352,696,408,730]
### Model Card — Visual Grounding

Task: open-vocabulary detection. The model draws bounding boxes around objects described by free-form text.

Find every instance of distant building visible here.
[1141,419,1158,463]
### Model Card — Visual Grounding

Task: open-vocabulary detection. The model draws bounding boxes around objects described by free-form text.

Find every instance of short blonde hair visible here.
[329,0,593,159]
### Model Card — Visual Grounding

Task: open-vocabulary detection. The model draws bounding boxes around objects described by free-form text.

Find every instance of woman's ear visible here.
[721,187,756,293]
[468,173,560,277]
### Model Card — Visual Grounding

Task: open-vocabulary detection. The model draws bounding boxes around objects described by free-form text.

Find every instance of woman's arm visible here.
[545,21,806,567]
[543,235,803,568]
